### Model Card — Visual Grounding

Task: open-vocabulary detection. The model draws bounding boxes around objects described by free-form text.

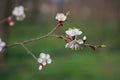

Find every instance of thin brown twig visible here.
[83,44,102,47]
[6,24,60,60]
[7,24,59,47]
[49,34,70,41]
[5,42,38,60]
[22,25,59,44]
[47,25,59,35]
[0,15,13,25]
[20,43,38,60]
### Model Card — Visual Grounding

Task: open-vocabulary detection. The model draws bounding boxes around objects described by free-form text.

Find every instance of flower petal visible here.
[46,54,50,59]
[37,58,43,63]
[0,42,6,47]
[83,36,87,40]
[47,59,52,64]
[55,13,67,21]
[40,53,46,58]
[65,28,82,37]
[78,39,83,44]
[12,6,26,21]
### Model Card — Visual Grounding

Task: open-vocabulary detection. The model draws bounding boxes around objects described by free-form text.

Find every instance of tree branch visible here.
[7,24,59,47]
[20,43,38,60]
[0,15,13,25]
[0,18,8,24]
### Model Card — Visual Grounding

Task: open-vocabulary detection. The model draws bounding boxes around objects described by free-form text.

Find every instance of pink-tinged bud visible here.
[9,21,14,26]
[82,36,87,43]
[39,64,43,71]
[83,36,86,40]
[7,16,14,26]
[7,16,13,23]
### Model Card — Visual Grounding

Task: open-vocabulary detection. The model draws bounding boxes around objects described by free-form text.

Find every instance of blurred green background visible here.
[0,0,120,80]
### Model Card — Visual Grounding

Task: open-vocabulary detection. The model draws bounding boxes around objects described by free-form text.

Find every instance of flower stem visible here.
[20,43,38,60]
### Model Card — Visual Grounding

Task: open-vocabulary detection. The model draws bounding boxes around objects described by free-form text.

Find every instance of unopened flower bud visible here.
[9,21,14,26]
[65,34,70,38]
[82,36,87,43]
[7,16,13,23]
[83,36,87,40]
[39,64,43,71]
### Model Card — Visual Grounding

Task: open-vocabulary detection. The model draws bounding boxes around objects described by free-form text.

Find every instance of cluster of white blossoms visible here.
[12,6,26,21]
[37,53,52,70]
[55,13,87,50]
[65,28,87,50]
[0,38,6,52]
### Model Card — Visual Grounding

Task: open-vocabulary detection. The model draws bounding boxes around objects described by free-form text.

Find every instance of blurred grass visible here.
[0,16,120,80]
[0,53,120,80]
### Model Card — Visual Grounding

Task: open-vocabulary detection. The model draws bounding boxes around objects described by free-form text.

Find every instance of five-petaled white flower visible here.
[12,6,26,21]
[0,38,6,52]
[55,13,67,21]
[65,39,83,50]
[38,53,52,70]
[65,28,82,37]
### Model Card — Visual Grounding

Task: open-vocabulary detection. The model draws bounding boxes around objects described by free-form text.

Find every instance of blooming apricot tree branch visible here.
[0,5,106,71]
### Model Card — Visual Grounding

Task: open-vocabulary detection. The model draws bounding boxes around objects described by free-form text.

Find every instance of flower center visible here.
[74,41,78,45]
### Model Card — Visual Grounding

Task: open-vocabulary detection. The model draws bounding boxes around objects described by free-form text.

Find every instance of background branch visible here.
[0,18,8,24]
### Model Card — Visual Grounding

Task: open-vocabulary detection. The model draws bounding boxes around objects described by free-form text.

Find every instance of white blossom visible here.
[12,6,26,21]
[38,53,52,66]
[55,13,67,21]
[0,38,6,52]
[65,28,82,37]
[65,39,83,50]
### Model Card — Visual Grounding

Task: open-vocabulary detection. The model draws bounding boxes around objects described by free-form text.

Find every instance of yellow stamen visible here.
[75,35,77,39]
